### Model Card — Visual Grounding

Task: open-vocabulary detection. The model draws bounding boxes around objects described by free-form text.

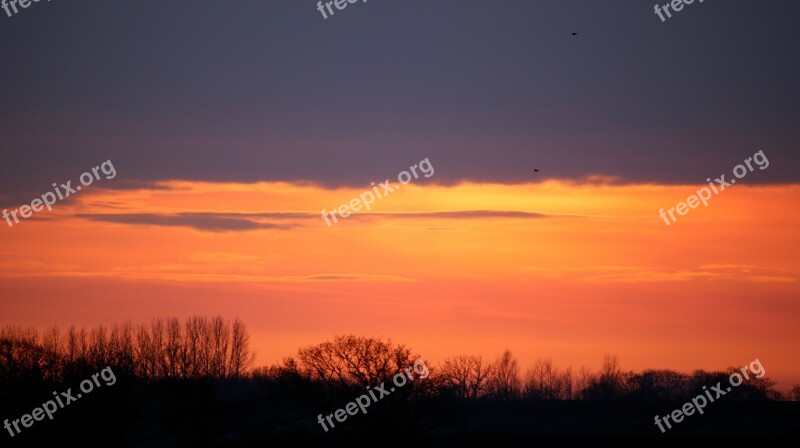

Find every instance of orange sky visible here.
[1,179,798,390]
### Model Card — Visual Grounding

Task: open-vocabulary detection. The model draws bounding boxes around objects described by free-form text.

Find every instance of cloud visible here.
[76,209,560,232]
[235,210,556,220]
[525,264,798,284]
[186,252,260,263]
[0,261,417,284]
[358,210,553,219]
[303,274,417,282]
[77,213,298,232]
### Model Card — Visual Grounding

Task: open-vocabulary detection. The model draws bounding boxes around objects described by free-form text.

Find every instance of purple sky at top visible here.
[1,0,798,204]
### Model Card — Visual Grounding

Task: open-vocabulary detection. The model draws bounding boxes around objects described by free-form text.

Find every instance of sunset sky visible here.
[1,1,799,390]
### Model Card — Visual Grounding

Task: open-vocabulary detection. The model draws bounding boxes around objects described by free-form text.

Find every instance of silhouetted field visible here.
[3,379,798,446]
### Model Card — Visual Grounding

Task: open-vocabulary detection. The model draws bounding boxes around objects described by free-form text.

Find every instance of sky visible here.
[1,1,799,389]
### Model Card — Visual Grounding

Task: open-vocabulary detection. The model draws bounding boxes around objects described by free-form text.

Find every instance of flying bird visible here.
[534,169,540,172]
[572,32,578,36]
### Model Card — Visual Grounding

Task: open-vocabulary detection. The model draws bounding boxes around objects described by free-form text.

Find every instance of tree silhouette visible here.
[490,349,521,399]
[297,335,417,387]
[440,355,495,399]
[0,316,254,382]
[790,385,800,401]
[523,359,575,400]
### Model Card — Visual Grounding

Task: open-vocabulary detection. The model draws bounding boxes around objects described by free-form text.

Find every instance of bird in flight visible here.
[534,169,540,172]
[572,32,578,36]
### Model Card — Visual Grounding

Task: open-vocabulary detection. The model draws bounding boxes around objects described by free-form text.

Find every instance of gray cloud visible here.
[351,210,556,220]
[77,213,298,232]
[76,209,561,232]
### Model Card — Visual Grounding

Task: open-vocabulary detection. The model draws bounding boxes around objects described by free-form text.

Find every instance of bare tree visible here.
[0,326,43,383]
[440,355,495,399]
[491,349,521,400]
[41,326,63,381]
[524,359,573,400]
[583,355,627,400]
[228,318,254,378]
[560,367,574,399]
[210,316,230,377]
[66,325,79,365]
[165,317,182,378]
[136,323,155,378]
[790,385,800,401]
[183,316,204,378]
[439,356,472,399]
[574,366,594,399]
[108,322,135,375]
[297,335,416,387]
[151,318,168,378]
[89,325,108,368]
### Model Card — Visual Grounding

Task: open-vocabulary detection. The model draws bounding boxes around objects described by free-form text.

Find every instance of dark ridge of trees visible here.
[2,321,795,402]
[2,322,799,444]
[0,316,254,385]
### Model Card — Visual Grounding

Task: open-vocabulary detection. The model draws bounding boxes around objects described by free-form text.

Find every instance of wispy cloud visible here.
[525,264,798,284]
[357,210,555,219]
[77,213,299,232]
[0,262,417,284]
[75,209,563,232]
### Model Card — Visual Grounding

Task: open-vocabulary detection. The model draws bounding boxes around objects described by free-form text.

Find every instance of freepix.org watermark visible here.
[316,0,367,20]
[321,158,434,227]
[4,366,117,438]
[316,359,429,432]
[654,358,765,433]
[654,0,706,22]
[1,0,52,19]
[659,150,768,226]
[2,160,116,229]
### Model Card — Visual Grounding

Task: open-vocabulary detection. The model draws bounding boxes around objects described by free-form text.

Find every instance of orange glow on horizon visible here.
[1,180,798,390]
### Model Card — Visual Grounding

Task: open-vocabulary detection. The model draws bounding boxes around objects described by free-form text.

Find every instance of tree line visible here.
[257,337,794,402]
[0,316,254,385]
[2,320,799,402]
